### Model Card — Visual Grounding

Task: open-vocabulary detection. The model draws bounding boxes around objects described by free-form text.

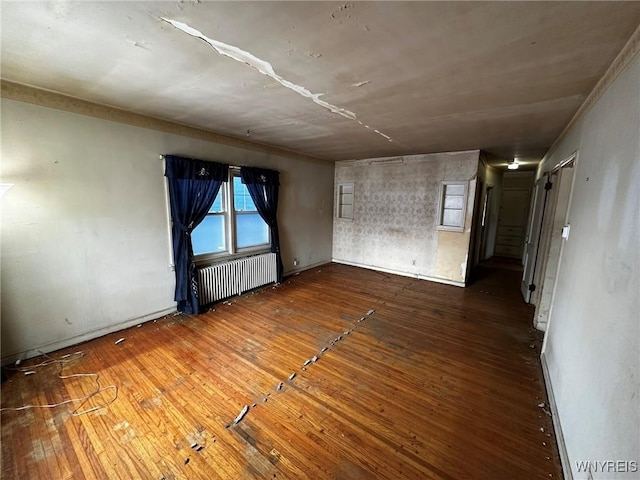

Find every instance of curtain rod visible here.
[159,154,241,171]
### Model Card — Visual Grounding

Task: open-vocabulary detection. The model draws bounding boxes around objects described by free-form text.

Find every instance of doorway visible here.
[528,152,577,330]
[494,178,532,260]
[478,185,494,262]
[521,177,551,303]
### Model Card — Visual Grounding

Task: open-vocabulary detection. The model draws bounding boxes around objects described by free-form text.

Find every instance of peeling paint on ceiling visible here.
[1,2,639,163]
[161,17,395,144]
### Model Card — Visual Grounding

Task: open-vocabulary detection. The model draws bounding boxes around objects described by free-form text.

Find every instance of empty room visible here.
[1,2,638,479]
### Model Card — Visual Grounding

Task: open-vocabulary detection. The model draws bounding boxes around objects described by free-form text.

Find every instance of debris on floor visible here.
[233,405,249,425]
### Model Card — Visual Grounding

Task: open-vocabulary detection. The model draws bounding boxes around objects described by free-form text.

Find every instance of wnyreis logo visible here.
[576,460,638,474]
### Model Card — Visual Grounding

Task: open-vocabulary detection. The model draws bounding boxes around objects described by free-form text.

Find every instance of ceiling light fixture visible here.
[508,158,519,170]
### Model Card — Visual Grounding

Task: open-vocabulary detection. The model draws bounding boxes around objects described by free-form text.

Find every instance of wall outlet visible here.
[293,258,299,266]
[412,260,416,266]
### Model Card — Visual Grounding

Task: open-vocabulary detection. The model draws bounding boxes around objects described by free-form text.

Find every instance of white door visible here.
[520,177,550,303]
[535,163,576,330]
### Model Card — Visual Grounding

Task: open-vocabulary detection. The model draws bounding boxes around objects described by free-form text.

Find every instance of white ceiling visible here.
[2,2,639,166]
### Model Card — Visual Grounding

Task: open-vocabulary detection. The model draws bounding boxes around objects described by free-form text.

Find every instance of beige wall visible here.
[332,151,479,285]
[0,98,334,363]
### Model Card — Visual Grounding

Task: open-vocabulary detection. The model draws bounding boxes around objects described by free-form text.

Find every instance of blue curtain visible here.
[165,155,229,314]
[240,167,284,283]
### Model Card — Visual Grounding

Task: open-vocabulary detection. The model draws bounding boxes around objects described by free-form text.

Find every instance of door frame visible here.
[521,176,551,303]
[534,151,578,331]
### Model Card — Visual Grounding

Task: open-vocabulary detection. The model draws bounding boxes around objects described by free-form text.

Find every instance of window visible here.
[191,171,270,260]
[233,176,269,248]
[437,181,467,232]
[337,183,354,219]
[192,190,226,255]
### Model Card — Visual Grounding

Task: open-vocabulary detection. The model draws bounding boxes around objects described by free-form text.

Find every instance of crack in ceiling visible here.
[160,17,395,144]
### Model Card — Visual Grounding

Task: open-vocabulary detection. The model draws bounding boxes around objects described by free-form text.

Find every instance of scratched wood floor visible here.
[1,263,562,479]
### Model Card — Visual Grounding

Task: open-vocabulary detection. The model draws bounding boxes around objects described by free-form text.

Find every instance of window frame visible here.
[230,172,270,254]
[436,181,468,232]
[192,169,271,265]
[336,182,355,220]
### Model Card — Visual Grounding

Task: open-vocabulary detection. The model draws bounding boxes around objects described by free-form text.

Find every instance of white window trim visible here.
[336,182,355,220]
[436,180,468,233]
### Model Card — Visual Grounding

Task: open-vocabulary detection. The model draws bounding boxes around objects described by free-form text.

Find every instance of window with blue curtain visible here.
[164,155,229,314]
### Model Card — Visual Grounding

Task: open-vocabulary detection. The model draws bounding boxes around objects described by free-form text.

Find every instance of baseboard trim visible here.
[1,305,176,366]
[331,258,465,287]
[541,352,573,480]
[283,260,331,277]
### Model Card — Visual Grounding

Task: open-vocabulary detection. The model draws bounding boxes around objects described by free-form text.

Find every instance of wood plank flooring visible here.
[1,263,562,479]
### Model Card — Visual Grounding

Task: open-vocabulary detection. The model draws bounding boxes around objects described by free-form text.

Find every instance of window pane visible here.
[340,192,353,206]
[236,213,269,248]
[233,176,257,212]
[444,195,464,209]
[192,215,225,255]
[208,190,224,213]
[443,208,463,227]
[340,204,354,219]
[445,184,465,196]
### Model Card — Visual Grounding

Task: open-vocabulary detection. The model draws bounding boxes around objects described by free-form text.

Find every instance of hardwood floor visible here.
[1,263,562,479]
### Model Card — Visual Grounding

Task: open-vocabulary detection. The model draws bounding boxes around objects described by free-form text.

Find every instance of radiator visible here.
[197,253,277,305]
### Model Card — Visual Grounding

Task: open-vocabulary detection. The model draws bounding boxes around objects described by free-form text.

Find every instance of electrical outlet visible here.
[293,258,299,266]
[412,260,416,266]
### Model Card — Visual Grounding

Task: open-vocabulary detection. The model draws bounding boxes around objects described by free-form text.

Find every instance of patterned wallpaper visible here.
[333,151,480,284]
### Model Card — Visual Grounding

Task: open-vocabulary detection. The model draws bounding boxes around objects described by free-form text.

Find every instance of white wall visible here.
[332,151,479,285]
[541,52,639,479]
[0,98,334,362]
